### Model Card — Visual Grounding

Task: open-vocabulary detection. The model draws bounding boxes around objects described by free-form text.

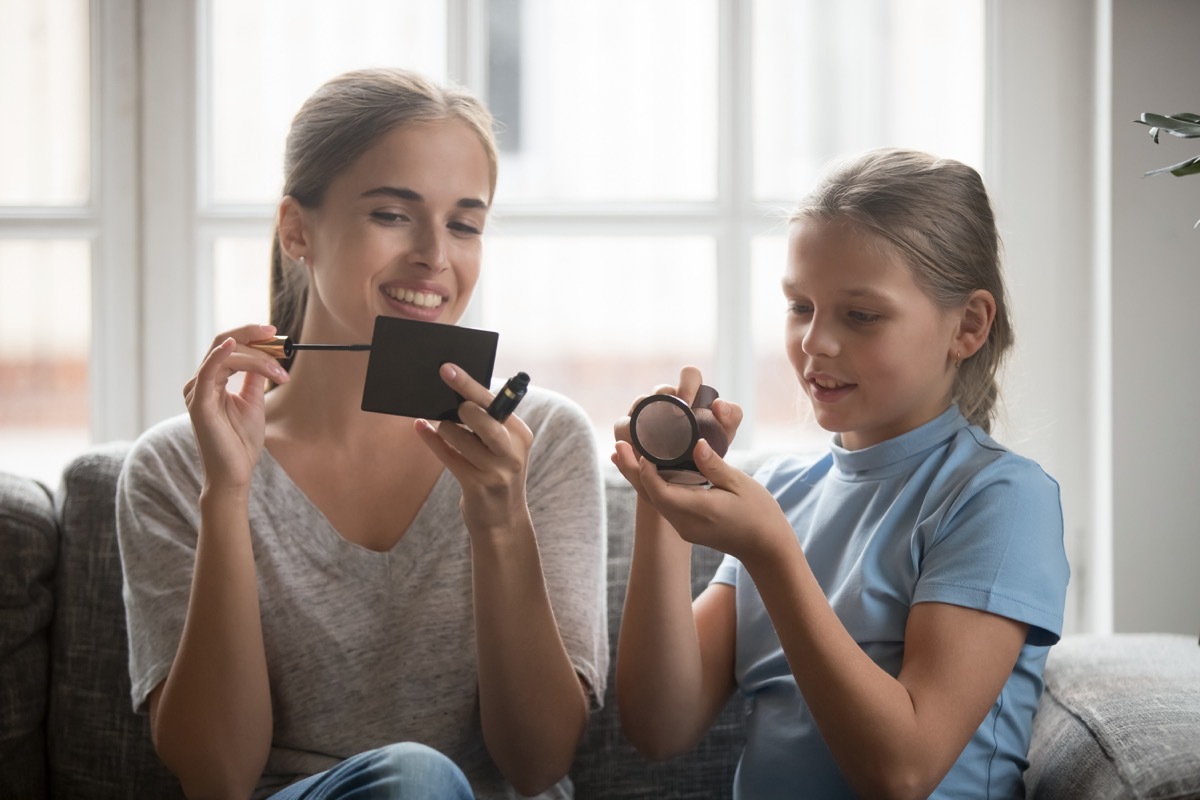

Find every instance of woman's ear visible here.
[277,196,310,264]
[954,289,996,359]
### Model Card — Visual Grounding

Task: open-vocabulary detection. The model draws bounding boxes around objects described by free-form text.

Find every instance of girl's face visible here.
[783,218,961,450]
[293,119,492,343]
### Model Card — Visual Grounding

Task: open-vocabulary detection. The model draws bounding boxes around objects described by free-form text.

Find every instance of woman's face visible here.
[296,119,492,343]
[783,218,961,450]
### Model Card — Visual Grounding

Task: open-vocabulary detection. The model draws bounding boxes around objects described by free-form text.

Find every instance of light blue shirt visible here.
[713,405,1069,799]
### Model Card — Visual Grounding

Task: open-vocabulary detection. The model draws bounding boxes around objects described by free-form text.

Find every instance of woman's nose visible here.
[409,224,449,271]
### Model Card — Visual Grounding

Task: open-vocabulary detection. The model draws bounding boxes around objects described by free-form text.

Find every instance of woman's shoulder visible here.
[512,383,593,439]
[121,413,200,483]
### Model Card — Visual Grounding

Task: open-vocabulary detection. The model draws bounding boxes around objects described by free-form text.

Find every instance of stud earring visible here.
[954,351,962,369]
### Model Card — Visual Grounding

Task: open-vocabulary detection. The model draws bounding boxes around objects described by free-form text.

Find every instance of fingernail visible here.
[441,363,458,380]
[695,439,713,459]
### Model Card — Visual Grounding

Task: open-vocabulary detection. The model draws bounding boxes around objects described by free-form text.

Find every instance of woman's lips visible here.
[381,285,449,321]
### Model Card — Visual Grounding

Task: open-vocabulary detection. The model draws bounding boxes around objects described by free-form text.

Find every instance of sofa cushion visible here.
[47,443,183,798]
[0,470,57,799]
[1026,633,1200,799]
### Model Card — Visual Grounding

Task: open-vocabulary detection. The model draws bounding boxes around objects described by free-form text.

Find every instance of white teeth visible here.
[814,377,843,389]
[386,287,444,308]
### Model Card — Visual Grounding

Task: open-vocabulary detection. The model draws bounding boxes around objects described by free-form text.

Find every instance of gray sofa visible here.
[2,443,1199,799]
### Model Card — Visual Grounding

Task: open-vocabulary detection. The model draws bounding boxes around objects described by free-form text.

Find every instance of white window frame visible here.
[102,0,1105,634]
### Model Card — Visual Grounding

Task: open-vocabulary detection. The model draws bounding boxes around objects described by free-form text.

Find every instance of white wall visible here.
[1108,0,1200,634]
[987,0,1098,634]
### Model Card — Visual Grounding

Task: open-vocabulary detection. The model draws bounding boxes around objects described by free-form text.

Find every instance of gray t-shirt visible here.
[116,386,608,799]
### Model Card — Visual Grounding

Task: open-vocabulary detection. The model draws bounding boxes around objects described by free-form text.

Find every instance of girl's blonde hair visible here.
[790,148,1012,432]
[269,68,498,369]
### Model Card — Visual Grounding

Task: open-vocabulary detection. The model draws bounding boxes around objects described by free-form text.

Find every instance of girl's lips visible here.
[807,375,856,403]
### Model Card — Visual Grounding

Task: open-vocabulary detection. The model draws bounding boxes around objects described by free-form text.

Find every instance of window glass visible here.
[0,241,91,484]
[205,0,447,206]
[480,236,717,434]
[0,0,89,206]
[493,0,718,204]
[213,235,272,334]
[753,0,985,200]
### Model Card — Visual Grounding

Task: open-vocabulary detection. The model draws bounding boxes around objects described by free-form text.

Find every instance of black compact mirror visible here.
[628,385,728,486]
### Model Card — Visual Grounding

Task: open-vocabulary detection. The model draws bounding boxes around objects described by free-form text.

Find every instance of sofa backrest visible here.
[47,443,183,798]
[0,470,57,799]
[1,443,759,799]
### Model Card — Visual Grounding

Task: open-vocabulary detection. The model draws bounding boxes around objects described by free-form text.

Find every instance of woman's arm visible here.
[417,364,597,796]
[148,327,285,798]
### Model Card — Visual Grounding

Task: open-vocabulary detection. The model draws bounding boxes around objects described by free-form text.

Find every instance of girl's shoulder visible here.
[952,424,1060,494]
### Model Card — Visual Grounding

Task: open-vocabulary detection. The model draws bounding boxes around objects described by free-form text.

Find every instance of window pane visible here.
[753,0,985,200]
[0,0,90,206]
[206,0,448,206]
[493,0,717,203]
[213,235,272,335]
[0,240,91,484]
[752,235,827,454]
[480,237,716,437]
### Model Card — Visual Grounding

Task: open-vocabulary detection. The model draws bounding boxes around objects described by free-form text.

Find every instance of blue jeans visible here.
[268,742,474,800]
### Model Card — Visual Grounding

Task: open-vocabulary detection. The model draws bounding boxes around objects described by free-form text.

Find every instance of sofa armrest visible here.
[1026,633,1200,800]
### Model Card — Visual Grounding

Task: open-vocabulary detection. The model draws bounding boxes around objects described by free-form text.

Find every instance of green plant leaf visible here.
[1144,155,1200,178]
[1135,112,1200,139]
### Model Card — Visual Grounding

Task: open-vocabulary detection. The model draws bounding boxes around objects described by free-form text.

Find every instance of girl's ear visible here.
[278,196,311,264]
[954,289,996,359]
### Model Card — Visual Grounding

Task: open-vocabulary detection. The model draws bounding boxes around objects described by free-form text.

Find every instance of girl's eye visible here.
[849,310,882,324]
[788,302,813,316]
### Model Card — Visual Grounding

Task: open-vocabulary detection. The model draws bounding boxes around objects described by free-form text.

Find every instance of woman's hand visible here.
[183,323,290,490]
[415,363,534,538]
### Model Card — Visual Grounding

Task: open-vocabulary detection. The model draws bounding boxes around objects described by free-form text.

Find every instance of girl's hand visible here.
[415,363,535,538]
[632,439,794,568]
[183,324,289,490]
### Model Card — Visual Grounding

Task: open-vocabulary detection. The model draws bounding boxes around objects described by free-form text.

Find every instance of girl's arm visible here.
[416,364,595,797]
[149,326,284,798]
[614,444,737,760]
[639,442,1028,800]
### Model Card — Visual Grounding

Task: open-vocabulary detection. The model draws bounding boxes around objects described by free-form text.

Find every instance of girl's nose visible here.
[801,313,839,358]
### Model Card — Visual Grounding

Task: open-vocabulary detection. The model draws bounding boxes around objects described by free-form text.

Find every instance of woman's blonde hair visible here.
[790,148,1012,432]
[269,68,498,369]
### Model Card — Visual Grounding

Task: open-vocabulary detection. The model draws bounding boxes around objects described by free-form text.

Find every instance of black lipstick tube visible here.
[487,372,530,422]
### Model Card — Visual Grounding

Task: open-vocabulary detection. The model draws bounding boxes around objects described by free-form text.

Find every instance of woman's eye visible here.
[788,302,813,316]
[370,211,407,223]
[449,221,482,236]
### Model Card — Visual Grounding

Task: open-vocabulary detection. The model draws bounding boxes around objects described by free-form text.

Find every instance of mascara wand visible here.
[248,335,371,360]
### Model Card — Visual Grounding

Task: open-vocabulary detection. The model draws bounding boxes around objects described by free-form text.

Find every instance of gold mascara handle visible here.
[248,336,293,359]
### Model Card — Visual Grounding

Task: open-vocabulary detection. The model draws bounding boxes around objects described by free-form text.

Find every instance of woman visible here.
[116,68,607,800]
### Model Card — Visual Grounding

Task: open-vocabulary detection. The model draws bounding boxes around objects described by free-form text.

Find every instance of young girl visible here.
[613,148,1069,799]
[116,69,607,800]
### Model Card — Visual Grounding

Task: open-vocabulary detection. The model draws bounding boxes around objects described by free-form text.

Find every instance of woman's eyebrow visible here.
[360,186,487,209]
